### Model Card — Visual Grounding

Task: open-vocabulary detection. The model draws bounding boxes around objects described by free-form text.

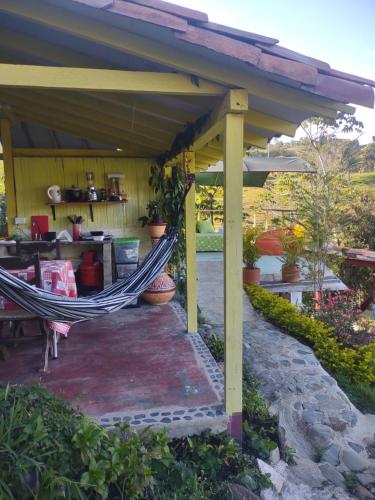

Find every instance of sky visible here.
[172,0,375,144]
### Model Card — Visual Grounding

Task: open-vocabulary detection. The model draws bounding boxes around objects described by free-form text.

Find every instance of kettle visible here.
[47,185,62,203]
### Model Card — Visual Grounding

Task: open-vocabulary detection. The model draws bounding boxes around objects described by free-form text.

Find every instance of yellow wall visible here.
[13,157,153,253]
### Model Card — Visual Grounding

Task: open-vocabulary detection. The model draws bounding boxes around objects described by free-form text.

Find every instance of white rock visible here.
[257,459,286,494]
[269,447,281,466]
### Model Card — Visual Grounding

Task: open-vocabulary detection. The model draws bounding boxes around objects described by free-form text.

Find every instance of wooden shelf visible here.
[47,200,128,222]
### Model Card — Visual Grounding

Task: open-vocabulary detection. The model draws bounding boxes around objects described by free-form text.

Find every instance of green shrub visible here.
[0,384,272,499]
[245,285,375,384]
[335,375,375,414]
[203,333,224,362]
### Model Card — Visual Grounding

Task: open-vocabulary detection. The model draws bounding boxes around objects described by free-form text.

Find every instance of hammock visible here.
[0,227,178,323]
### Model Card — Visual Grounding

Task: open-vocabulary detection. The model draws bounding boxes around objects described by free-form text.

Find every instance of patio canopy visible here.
[0,0,373,439]
[195,156,315,187]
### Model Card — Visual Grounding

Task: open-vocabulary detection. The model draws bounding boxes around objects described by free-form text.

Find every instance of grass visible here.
[335,375,375,414]
[351,172,375,197]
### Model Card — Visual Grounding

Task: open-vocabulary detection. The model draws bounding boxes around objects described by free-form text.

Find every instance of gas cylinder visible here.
[78,251,103,289]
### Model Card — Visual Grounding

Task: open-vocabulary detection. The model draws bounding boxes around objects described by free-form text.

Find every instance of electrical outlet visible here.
[14,217,26,225]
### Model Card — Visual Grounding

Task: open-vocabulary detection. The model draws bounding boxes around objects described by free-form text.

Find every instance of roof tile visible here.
[125,0,208,22]
[257,53,318,85]
[256,42,331,71]
[304,74,374,108]
[196,22,278,46]
[108,0,188,31]
[176,26,261,66]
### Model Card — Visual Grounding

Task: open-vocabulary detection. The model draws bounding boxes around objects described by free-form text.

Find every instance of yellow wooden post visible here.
[184,151,197,333]
[224,112,244,440]
[0,118,17,235]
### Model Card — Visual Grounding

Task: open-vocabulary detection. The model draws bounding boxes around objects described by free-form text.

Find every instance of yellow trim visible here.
[224,112,244,416]
[184,151,198,333]
[0,119,17,232]
[0,63,226,96]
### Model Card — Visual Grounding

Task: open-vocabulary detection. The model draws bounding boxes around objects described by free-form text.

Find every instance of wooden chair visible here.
[0,254,47,362]
[16,240,61,260]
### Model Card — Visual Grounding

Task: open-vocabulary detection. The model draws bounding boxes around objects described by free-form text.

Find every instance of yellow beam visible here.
[0,0,343,118]
[192,118,225,152]
[184,151,197,333]
[12,148,144,158]
[245,110,298,137]
[0,119,17,232]
[0,63,227,96]
[224,112,244,431]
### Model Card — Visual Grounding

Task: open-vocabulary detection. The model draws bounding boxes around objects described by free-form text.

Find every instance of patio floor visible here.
[0,302,226,437]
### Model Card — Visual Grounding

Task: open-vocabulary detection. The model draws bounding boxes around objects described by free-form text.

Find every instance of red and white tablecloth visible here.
[0,260,77,335]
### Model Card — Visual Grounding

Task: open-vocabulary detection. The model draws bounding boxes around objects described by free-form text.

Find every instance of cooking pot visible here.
[65,186,82,202]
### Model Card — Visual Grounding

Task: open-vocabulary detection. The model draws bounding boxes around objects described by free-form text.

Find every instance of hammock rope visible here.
[0,227,178,322]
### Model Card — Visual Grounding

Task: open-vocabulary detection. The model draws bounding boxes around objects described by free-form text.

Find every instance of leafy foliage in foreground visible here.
[246,285,375,385]
[0,384,269,499]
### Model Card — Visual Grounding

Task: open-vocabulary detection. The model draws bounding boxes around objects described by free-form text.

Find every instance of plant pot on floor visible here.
[243,267,261,285]
[282,264,301,283]
[148,223,167,239]
[141,272,176,305]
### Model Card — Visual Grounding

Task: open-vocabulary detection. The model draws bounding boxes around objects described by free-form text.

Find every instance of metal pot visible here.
[65,186,82,202]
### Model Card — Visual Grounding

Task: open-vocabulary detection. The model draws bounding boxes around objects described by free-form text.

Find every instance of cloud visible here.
[369,50,375,57]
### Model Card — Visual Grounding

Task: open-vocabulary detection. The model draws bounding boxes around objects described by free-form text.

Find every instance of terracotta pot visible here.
[282,264,301,283]
[243,267,261,285]
[148,223,167,239]
[142,272,176,305]
[256,229,285,256]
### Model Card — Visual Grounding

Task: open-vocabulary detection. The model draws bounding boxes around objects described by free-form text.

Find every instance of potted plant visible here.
[139,200,167,239]
[279,230,305,283]
[243,226,262,285]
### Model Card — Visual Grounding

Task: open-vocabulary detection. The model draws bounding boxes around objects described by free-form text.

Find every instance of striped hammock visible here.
[0,227,178,323]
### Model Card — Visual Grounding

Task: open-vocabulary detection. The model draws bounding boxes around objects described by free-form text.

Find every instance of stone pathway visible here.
[197,253,375,499]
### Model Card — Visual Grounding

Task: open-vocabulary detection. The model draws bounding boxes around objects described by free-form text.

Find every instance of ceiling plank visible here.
[0,91,171,151]
[13,148,148,157]
[0,88,175,143]
[11,107,162,154]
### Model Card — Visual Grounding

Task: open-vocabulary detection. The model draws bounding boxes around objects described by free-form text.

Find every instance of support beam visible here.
[0,119,17,233]
[245,110,298,137]
[184,151,198,333]
[0,63,227,96]
[192,89,249,152]
[224,112,244,441]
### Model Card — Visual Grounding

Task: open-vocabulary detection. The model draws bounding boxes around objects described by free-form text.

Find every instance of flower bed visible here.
[245,285,375,384]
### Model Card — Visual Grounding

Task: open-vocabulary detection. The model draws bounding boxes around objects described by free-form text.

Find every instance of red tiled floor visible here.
[0,304,221,421]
